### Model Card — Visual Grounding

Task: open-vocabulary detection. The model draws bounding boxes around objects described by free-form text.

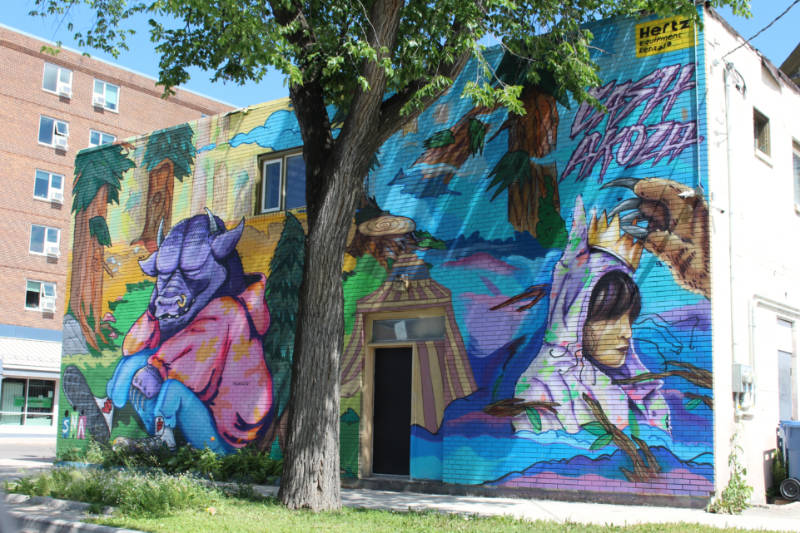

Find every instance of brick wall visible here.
[0,25,233,331]
[56,11,714,504]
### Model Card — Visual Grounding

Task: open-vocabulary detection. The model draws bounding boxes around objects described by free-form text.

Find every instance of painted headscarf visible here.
[513,196,670,435]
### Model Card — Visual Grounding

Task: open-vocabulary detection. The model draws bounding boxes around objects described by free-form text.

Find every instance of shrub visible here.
[6,468,224,518]
[707,432,753,514]
[55,440,282,484]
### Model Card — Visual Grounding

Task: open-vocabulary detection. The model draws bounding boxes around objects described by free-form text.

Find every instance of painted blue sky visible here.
[2,2,797,108]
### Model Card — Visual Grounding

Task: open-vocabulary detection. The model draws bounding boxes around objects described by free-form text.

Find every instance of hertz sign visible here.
[636,16,695,58]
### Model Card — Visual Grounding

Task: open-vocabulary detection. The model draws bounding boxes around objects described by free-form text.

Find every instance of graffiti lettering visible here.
[562,63,701,182]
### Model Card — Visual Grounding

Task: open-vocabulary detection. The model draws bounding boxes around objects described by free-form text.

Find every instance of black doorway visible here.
[372,347,412,475]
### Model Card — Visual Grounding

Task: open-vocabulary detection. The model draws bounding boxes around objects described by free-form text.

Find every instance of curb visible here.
[10,513,142,533]
[3,494,142,533]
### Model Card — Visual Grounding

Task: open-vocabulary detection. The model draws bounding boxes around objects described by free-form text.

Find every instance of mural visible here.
[59,11,713,501]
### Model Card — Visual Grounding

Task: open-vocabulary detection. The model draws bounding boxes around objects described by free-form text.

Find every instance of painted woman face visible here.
[582,313,633,368]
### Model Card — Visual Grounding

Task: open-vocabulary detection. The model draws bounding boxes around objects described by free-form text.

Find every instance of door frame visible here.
[358,307,446,478]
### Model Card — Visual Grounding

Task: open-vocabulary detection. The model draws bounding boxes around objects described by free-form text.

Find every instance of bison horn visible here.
[205,207,219,234]
[156,219,165,248]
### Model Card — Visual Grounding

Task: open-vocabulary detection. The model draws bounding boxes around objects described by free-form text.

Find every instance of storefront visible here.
[0,336,60,434]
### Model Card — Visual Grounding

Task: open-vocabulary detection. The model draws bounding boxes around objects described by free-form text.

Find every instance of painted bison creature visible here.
[63,209,274,453]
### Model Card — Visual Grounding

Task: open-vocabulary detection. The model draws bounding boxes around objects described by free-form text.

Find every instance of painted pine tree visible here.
[258,211,305,451]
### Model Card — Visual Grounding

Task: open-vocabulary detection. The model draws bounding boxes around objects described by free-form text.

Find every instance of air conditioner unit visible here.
[45,243,60,257]
[56,82,71,98]
[53,135,68,150]
[49,190,64,204]
[92,94,106,107]
[40,296,56,312]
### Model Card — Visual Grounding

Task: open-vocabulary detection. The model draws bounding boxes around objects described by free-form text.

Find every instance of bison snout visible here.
[155,293,193,319]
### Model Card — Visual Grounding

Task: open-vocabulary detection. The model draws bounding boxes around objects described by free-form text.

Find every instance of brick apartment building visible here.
[0,24,234,433]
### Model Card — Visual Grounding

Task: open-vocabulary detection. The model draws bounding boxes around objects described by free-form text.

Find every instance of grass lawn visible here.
[7,468,782,533]
[91,499,778,533]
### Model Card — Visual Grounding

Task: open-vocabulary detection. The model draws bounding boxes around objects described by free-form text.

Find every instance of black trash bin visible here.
[778,421,800,501]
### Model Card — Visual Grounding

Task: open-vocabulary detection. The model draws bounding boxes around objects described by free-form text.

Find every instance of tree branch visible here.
[266,0,334,222]
[374,21,473,147]
[335,0,404,162]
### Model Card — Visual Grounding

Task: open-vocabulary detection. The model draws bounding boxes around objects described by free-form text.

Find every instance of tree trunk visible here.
[133,160,174,252]
[69,186,108,351]
[278,164,364,511]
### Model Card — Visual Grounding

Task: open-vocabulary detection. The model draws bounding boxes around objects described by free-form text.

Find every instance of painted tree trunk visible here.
[278,164,364,511]
[134,160,175,252]
[69,186,108,352]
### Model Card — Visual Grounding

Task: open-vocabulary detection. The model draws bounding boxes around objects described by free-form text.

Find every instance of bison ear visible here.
[210,218,245,259]
[139,252,158,277]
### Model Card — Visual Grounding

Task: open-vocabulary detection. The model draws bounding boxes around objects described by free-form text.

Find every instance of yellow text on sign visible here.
[636,16,695,58]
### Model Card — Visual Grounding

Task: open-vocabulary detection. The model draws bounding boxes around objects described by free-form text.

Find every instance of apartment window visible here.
[89,130,116,147]
[38,116,69,149]
[42,63,72,97]
[793,141,800,209]
[29,224,60,256]
[753,109,770,157]
[34,170,64,202]
[93,79,119,111]
[25,280,56,311]
[258,152,306,213]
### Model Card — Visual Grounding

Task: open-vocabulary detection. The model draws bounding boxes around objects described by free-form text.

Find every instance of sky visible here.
[2,1,798,109]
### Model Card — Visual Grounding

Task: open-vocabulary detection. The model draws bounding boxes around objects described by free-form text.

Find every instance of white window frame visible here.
[38,115,69,148]
[33,170,65,203]
[25,280,56,312]
[793,140,800,213]
[753,108,771,159]
[92,79,119,112]
[259,151,305,214]
[29,224,60,256]
[88,129,116,147]
[42,63,73,97]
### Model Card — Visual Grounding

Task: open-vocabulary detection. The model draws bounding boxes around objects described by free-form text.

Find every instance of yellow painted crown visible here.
[587,211,644,270]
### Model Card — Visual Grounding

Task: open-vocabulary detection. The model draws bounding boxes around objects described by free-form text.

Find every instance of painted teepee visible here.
[341,252,476,434]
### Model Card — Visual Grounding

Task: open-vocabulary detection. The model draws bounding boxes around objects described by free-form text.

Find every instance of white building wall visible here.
[704,9,800,504]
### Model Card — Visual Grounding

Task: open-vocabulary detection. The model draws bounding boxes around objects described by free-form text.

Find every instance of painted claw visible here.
[600,177,641,190]
[621,224,648,240]
[608,197,641,219]
[619,211,640,225]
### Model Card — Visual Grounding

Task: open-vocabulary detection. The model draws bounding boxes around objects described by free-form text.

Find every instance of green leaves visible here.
[525,407,542,432]
[487,151,531,200]
[581,421,607,436]
[467,119,487,156]
[582,421,614,450]
[89,216,112,247]
[590,434,614,450]
[423,130,456,149]
[73,144,135,213]
[414,230,447,250]
[686,398,703,410]
[143,124,196,181]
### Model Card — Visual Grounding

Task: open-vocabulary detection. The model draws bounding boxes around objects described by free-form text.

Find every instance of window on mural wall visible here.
[93,79,119,111]
[793,141,800,209]
[42,63,72,97]
[258,151,306,213]
[753,109,770,157]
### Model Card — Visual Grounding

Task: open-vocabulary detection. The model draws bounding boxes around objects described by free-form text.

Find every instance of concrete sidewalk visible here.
[1,457,799,532]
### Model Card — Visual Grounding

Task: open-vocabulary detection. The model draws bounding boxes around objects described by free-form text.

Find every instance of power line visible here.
[723,0,800,59]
